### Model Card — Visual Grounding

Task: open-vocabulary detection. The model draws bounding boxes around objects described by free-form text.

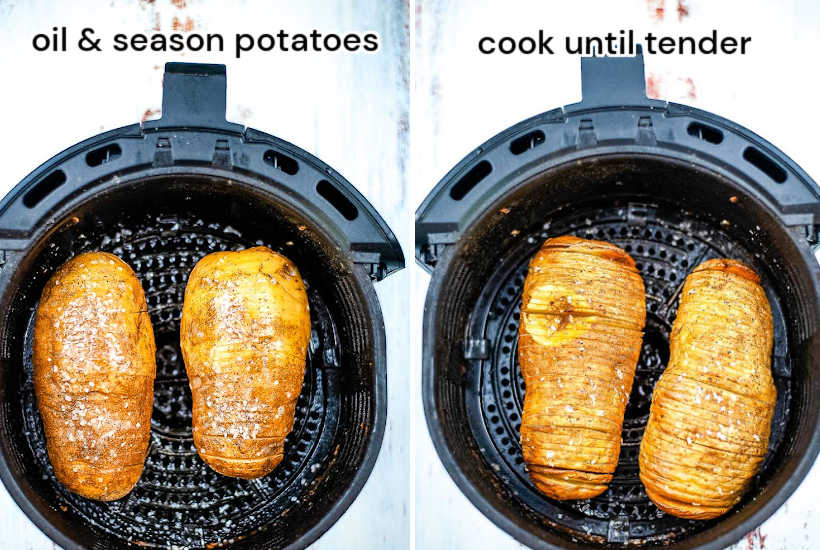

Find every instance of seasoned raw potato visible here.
[639,259,775,519]
[181,246,311,479]
[33,252,156,501]
[519,236,646,500]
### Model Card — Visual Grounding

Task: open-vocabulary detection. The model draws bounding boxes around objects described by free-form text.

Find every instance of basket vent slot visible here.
[509,130,546,155]
[743,147,787,183]
[317,180,358,220]
[450,160,492,200]
[686,122,723,144]
[263,149,299,175]
[23,170,66,208]
[85,143,122,167]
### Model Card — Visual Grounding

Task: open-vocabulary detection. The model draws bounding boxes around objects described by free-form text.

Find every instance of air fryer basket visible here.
[417,53,820,549]
[0,63,403,550]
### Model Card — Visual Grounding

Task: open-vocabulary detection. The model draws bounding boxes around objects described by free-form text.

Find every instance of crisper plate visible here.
[465,202,792,545]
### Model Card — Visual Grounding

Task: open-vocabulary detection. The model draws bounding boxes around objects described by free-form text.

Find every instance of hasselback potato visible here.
[639,258,775,519]
[519,236,646,500]
[33,252,156,501]
[180,246,311,479]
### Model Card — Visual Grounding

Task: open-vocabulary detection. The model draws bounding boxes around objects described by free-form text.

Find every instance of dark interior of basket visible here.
[431,155,820,547]
[0,175,378,549]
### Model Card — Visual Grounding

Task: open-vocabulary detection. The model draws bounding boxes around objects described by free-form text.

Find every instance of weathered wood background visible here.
[0,1,409,548]
[1,0,818,549]
[411,1,820,549]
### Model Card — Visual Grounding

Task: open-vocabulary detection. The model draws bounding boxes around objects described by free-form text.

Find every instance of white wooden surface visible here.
[0,1,409,548]
[411,1,820,549]
[2,1,820,549]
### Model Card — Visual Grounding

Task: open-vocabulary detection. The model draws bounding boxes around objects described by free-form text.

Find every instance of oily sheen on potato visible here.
[181,246,311,479]
[33,252,156,501]
[639,259,775,519]
[519,236,646,500]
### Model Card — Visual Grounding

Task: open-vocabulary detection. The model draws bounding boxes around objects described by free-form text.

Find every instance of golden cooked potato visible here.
[33,252,156,501]
[519,236,646,499]
[181,246,311,479]
[639,259,775,519]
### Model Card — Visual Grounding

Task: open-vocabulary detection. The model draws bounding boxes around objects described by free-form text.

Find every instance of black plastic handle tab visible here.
[143,62,243,133]
[566,46,665,112]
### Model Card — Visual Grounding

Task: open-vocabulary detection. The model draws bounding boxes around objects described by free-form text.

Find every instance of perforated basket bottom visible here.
[20,215,342,549]
[465,202,792,545]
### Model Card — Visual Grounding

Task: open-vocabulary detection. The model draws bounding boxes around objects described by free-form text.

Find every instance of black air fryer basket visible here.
[416,52,820,549]
[0,63,403,550]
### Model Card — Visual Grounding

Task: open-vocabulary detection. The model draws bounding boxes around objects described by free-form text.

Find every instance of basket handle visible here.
[143,62,243,133]
[566,46,665,112]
